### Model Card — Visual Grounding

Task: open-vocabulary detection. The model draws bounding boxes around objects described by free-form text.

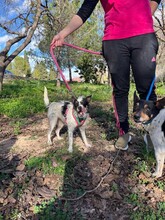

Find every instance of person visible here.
[51,0,161,150]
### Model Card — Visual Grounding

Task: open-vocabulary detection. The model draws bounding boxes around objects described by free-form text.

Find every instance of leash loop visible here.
[50,42,156,102]
[50,42,102,97]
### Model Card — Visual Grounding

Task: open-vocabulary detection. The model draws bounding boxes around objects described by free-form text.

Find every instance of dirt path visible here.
[0,103,164,220]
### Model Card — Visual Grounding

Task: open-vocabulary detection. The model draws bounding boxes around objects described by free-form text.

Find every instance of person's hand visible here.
[51,33,65,48]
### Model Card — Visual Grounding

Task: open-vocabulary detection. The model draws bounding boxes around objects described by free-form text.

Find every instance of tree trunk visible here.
[0,65,5,91]
[56,72,61,87]
[68,63,72,82]
[67,49,72,82]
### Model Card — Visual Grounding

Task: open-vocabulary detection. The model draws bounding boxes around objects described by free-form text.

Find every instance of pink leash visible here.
[50,42,102,96]
[50,42,130,136]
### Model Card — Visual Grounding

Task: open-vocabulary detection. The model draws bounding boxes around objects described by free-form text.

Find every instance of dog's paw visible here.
[57,136,63,140]
[48,140,53,146]
[85,143,92,148]
[68,147,73,153]
[83,147,90,153]
[152,172,162,178]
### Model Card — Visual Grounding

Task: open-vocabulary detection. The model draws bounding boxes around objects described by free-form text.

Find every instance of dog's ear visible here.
[133,91,140,113]
[71,96,79,107]
[71,96,77,103]
[133,91,139,103]
[86,95,92,103]
[155,97,165,110]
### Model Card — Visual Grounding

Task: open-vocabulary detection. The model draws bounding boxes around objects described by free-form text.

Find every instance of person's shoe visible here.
[115,133,132,150]
[144,133,154,152]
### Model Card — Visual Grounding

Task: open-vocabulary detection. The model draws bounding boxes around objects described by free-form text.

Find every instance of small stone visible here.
[16,164,25,171]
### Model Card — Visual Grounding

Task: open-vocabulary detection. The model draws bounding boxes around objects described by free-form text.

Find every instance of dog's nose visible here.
[78,106,82,112]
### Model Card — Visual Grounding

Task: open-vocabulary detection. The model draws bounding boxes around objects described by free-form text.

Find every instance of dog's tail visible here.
[44,86,49,107]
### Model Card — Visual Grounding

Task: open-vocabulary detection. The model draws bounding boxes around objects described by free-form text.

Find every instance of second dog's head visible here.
[133,91,165,124]
[72,95,92,117]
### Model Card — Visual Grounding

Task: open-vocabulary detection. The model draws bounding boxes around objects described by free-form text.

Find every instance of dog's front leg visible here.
[79,126,91,148]
[152,152,164,178]
[68,127,75,153]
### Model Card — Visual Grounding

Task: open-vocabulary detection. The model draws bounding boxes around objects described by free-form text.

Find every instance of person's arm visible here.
[51,0,99,46]
[51,15,84,47]
[150,0,161,15]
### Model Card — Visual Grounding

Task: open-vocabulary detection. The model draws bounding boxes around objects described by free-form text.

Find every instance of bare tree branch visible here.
[5,0,43,66]
[0,0,49,90]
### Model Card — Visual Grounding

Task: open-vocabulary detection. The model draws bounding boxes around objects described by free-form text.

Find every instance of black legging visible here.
[102,33,158,135]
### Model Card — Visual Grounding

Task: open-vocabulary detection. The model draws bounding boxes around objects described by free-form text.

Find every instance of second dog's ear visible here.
[86,95,92,103]
[133,91,140,113]
[155,97,165,110]
[133,91,139,103]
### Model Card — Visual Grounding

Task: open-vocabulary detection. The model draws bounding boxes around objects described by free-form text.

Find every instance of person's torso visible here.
[100,0,154,40]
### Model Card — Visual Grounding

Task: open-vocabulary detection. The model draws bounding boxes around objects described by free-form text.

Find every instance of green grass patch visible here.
[25,149,67,175]
[25,147,88,176]
[126,193,165,220]
[156,82,165,96]
[0,79,164,118]
[0,80,113,118]
[131,201,165,220]
[33,198,83,220]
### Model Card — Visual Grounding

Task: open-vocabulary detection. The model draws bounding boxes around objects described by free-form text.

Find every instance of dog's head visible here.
[72,95,92,117]
[133,91,165,124]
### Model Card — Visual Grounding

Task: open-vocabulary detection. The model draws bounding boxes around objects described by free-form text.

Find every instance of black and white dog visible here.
[44,87,92,153]
[133,91,165,178]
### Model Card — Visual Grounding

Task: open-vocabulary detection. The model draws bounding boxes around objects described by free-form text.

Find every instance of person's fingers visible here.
[50,36,59,45]
[51,35,64,47]
[55,40,63,46]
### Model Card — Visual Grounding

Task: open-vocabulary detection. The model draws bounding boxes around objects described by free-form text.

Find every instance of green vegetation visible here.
[0,79,113,118]
[7,52,31,78]
[33,198,83,220]
[127,193,165,220]
[25,148,68,175]
[0,79,163,119]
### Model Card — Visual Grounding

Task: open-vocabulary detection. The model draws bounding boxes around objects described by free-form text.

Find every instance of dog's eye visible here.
[80,100,86,107]
[74,100,79,107]
[143,107,151,117]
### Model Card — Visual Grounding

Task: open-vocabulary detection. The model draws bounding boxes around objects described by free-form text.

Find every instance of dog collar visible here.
[72,109,87,127]
[142,117,154,125]
[64,109,87,127]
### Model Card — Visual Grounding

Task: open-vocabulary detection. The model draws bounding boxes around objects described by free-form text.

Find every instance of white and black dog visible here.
[44,87,92,153]
[133,91,165,178]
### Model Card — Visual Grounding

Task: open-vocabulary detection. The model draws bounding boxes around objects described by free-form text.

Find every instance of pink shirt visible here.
[100,0,154,40]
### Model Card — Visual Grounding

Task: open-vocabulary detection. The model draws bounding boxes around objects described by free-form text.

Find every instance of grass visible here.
[9,120,27,135]
[127,194,165,220]
[0,79,164,118]
[25,148,68,175]
[0,80,113,118]
[33,198,83,220]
